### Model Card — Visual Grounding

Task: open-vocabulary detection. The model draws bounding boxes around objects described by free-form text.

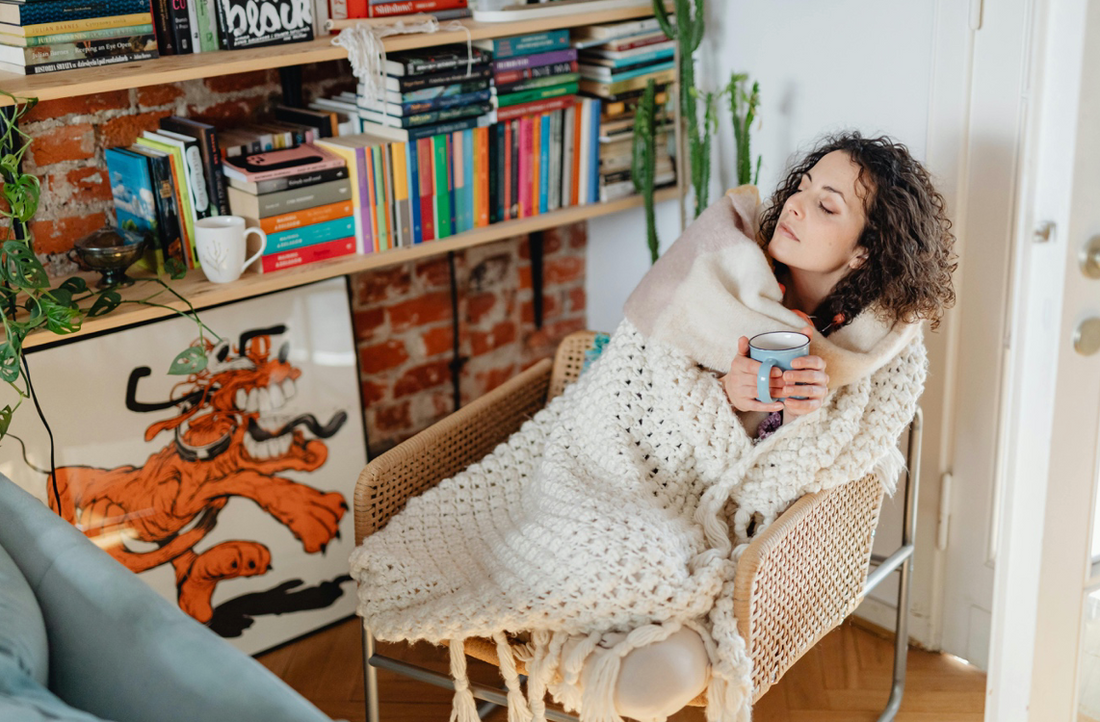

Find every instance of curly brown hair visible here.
[757,132,957,332]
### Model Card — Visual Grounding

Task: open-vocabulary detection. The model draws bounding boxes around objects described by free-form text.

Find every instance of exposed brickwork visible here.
[352,225,588,457]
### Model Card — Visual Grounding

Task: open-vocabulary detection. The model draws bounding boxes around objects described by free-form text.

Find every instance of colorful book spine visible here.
[355,146,374,255]
[267,217,357,254]
[9,49,158,74]
[589,98,601,203]
[463,128,474,232]
[391,142,411,248]
[510,118,520,220]
[494,60,578,87]
[365,148,380,253]
[493,48,578,73]
[539,113,550,215]
[368,0,467,18]
[369,146,386,251]
[561,104,574,210]
[432,135,451,238]
[481,29,569,60]
[3,0,150,25]
[256,200,354,235]
[518,118,530,219]
[407,141,421,244]
[496,95,577,123]
[445,134,456,236]
[261,236,356,273]
[571,101,582,206]
[9,23,154,47]
[452,131,465,234]
[104,147,157,248]
[497,83,578,109]
[502,121,512,221]
[417,137,434,242]
[531,116,540,218]
[381,145,395,251]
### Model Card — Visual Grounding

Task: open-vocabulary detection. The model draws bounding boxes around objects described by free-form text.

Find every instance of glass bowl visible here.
[73,228,148,288]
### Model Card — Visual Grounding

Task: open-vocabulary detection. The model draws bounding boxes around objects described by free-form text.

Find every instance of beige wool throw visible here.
[350,187,927,722]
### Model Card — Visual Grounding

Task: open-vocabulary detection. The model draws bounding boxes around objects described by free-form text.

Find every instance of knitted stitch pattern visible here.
[350,318,926,722]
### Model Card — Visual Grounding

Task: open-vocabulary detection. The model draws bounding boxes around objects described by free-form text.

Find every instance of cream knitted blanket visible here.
[350,188,927,722]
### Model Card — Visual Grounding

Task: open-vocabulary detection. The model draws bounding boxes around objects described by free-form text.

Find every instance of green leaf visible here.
[1,240,48,289]
[59,276,88,295]
[0,341,20,384]
[3,175,39,222]
[165,257,186,280]
[0,404,12,438]
[168,346,207,376]
[87,290,121,317]
[49,288,72,308]
[40,296,81,335]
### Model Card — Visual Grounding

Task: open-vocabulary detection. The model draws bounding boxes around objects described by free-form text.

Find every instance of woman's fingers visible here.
[791,354,826,371]
[783,369,829,386]
[737,335,750,357]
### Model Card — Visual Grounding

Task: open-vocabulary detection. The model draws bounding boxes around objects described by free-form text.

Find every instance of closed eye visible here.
[819,202,835,215]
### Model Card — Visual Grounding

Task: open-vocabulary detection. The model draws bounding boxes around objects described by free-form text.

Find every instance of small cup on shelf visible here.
[194,215,267,284]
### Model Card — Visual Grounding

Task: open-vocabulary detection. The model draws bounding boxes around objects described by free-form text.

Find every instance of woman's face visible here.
[767,150,870,277]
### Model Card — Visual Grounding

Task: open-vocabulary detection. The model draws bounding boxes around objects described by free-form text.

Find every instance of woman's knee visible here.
[613,627,710,720]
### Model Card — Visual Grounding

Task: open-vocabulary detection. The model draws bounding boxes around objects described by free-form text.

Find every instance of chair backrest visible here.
[548,330,600,401]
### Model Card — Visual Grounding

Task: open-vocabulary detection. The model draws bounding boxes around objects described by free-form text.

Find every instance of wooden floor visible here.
[257,618,986,721]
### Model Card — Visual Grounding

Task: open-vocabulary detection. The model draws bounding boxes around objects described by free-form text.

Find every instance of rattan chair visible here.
[354,331,921,722]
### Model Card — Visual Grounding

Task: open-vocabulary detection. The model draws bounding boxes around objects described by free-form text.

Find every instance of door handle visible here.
[1074,318,1100,356]
[1079,235,1100,278]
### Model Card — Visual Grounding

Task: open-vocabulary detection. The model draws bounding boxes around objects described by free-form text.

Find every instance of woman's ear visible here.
[850,247,869,270]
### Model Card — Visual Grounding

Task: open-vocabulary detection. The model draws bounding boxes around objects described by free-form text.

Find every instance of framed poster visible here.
[0,278,367,655]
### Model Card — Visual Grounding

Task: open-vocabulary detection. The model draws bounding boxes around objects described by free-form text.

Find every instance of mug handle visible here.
[757,358,779,404]
[241,226,267,274]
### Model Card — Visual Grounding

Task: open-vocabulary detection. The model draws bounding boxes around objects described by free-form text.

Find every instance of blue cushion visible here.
[0,540,48,687]
[0,655,114,721]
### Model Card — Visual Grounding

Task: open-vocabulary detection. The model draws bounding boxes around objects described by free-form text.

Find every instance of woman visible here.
[351,132,956,722]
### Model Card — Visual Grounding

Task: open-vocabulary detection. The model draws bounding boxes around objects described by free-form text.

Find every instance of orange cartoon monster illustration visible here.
[46,325,350,629]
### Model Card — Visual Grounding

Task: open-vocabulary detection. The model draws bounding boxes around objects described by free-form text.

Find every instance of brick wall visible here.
[12,62,588,457]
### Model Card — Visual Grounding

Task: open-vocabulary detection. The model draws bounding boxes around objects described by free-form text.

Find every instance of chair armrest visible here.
[733,473,885,702]
[354,358,553,544]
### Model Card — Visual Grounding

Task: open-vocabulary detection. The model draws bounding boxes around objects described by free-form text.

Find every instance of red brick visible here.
[99,111,173,151]
[518,232,562,260]
[470,321,518,357]
[29,212,107,255]
[359,339,409,374]
[394,360,451,397]
[466,292,496,324]
[57,167,111,203]
[23,91,129,123]
[204,70,275,94]
[520,294,560,325]
[372,401,411,433]
[187,97,268,127]
[421,325,453,357]
[544,256,585,285]
[567,286,586,314]
[361,380,387,405]
[137,85,184,108]
[27,123,94,166]
[415,256,451,289]
[388,291,451,333]
[518,266,532,290]
[568,223,587,249]
[356,266,412,305]
[478,364,516,394]
[353,307,386,339]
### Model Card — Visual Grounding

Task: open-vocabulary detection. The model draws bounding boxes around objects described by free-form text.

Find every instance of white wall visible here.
[586,0,949,647]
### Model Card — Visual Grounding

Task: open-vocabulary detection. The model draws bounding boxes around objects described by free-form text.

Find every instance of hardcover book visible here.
[0,22,153,47]
[472,29,567,60]
[227,178,353,218]
[0,33,157,67]
[376,64,492,92]
[104,147,158,244]
[127,145,187,274]
[367,0,465,18]
[215,0,312,50]
[356,87,491,118]
[492,48,577,74]
[0,45,157,74]
[0,0,151,26]
[0,13,151,38]
[384,43,490,78]
[159,116,230,216]
[227,165,349,195]
[359,102,491,129]
[222,143,346,183]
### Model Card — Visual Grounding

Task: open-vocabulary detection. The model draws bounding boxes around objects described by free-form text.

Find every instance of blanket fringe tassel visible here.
[448,638,480,722]
[493,632,534,722]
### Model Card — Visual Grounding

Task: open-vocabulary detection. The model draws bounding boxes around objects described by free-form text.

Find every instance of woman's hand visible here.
[781,325,830,418]
[720,336,785,413]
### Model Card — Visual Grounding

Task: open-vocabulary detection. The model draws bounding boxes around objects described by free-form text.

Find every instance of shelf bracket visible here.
[530,231,544,329]
[279,65,304,108]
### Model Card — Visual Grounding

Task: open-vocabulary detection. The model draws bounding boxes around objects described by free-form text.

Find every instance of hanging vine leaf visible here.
[2,240,48,289]
[40,297,82,335]
[166,257,187,280]
[0,404,13,438]
[59,276,88,295]
[168,346,207,375]
[87,290,121,317]
[0,341,21,384]
[2,175,39,221]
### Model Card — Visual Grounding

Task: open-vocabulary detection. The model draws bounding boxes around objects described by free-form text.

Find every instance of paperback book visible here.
[215,0,313,49]
[384,44,490,78]
[0,33,157,68]
[0,22,153,47]
[222,143,346,183]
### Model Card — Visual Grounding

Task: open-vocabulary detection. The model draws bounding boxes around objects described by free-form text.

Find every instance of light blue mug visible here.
[749,331,810,403]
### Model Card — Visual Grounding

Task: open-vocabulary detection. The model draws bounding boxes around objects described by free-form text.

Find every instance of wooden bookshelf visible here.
[20,187,678,349]
[0,4,661,106]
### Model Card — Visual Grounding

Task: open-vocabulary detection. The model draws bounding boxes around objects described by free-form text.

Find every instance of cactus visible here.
[632,79,660,264]
[727,72,762,186]
[653,0,707,218]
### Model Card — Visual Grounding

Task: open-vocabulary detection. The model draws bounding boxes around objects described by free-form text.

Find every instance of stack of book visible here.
[0,0,158,76]
[152,0,313,56]
[218,106,341,157]
[486,30,593,219]
[223,143,357,274]
[104,116,230,275]
[574,17,677,201]
[328,0,470,22]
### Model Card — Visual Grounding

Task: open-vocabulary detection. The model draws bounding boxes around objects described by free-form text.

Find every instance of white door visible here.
[984,0,1095,718]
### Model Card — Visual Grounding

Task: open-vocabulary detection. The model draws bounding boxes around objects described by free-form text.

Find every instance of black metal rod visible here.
[447,251,465,411]
[530,231,544,329]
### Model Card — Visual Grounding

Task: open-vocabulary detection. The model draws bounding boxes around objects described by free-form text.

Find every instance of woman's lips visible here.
[779,222,799,241]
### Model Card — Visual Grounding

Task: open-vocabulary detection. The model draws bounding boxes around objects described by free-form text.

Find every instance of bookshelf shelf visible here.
[0,4,660,106]
[19,186,678,349]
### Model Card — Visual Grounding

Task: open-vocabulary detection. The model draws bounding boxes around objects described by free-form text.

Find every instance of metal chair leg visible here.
[362,626,380,722]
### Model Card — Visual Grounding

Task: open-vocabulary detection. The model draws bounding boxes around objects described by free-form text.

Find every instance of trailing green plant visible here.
[727,72,762,186]
[632,79,660,264]
[653,0,707,219]
[0,90,218,442]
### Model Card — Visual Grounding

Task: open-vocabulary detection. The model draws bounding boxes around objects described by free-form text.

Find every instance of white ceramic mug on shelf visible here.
[194,215,266,284]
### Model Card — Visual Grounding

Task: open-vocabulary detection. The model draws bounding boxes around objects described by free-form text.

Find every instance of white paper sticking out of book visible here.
[471,0,650,23]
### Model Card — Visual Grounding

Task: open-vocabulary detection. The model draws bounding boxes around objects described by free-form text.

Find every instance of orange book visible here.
[475,126,489,227]
[531,114,540,217]
[255,200,354,235]
[571,101,583,207]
